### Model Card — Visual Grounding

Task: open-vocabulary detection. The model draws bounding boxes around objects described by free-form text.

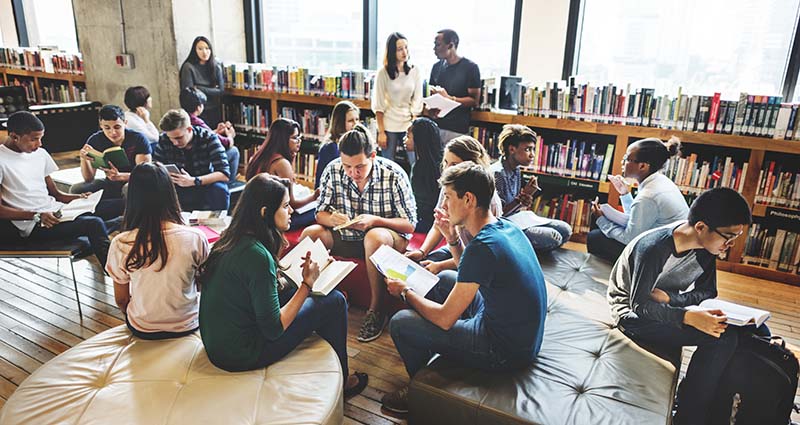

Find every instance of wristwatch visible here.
[194,176,202,186]
[400,287,414,303]
[32,212,41,224]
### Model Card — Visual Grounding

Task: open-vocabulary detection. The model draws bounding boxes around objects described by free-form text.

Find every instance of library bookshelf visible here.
[224,89,800,286]
[0,67,87,105]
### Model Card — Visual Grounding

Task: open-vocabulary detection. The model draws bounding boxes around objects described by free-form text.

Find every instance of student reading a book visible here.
[153,109,230,211]
[0,111,113,268]
[302,124,417,343]
[372,32,424,165]
[315,100,360,188]
[405,117,443,232]
[106,163,208,339]
[381,162,547,414]
[123,86,160,144]
[607,187,770,425]
[197,174,368,396]
[179,87,240,185]
[406,135,502,273]
[427,29,481,145]
[180,36,224,127]
[72,105,152,202]
[588,136,688,262]
[245,118,320,229]
[488,124,572,251]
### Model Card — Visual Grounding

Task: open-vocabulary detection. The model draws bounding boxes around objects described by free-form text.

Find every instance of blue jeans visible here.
[390,270,514,378]
[381,131,415,166]
[524,220,572,251]
[619,317,770,425]
[289,209,316,230]
[175,181,230,211]
[256,288,350,377]
[70,178,126,199]
[226,146,240,184]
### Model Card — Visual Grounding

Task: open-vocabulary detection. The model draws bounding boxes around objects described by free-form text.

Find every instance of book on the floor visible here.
[369,244,439,296]
[600,203,629,226]
[686,299,771,327]
[279,237,357,296]
[86,146,129,169]
[57,190,103,222]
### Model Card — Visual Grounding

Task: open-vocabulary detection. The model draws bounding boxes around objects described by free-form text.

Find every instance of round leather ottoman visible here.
[0,325,343,425]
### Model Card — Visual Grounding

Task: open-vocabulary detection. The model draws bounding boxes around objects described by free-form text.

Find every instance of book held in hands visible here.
[279,237,357,296]
[86,146,129,169]
[369,245,439,297]
[686,298,771,327]
[58,190,104,222]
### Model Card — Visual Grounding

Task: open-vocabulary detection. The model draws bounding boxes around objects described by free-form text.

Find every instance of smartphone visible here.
[163,164,181,174]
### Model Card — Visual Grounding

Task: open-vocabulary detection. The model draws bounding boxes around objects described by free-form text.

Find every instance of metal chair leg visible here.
[69,258,83,320]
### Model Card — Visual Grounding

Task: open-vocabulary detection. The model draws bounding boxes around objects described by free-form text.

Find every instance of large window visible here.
[262,0,363,72]
[574,0,800,99]
[376,0,516,80]
[20,0,79,52]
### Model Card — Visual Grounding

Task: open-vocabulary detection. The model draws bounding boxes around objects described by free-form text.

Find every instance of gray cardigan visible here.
[179,60,224,111]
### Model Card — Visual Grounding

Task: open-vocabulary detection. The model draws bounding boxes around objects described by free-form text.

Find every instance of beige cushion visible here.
[0,326,343,425]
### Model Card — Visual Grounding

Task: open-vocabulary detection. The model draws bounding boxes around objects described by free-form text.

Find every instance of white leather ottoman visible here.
[0,325,343,425]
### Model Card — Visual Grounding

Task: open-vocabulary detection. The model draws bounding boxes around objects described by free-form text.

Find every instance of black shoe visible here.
[344,372,368,398]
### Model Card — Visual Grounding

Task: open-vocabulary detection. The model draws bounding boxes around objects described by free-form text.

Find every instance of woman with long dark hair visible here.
[106,162,209,340]
[180,36,224,126]
[405,117,443,232]
[198,174,368,395]
[372,32,423,165]
[315,100,360,188]
[246,118,320,228]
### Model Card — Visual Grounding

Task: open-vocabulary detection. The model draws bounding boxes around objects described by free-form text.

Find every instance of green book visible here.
[86,146,129,169]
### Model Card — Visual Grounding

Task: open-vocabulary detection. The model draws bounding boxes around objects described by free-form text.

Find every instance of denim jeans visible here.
[524,220,572,252]
[225,146,240,183]
[176,181,230,211]
[289,209,316,230]
[619,317,770,425]
[381,131,415,166]
[256,288,350,377]
[70,178,126,200]
[390,270,518,378]
[586,228,626,263]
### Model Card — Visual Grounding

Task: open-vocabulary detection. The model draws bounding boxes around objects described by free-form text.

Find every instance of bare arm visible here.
[403,280,480,330]
[113,281,130,313]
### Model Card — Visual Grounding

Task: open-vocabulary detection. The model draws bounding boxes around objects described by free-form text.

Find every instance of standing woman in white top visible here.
[123,86,159,144]
[106,162,209,340]
[372,32,424,165]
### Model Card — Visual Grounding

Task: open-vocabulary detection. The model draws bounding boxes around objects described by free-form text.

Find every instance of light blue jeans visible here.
[523,220,572,251]
[381,131,415,166]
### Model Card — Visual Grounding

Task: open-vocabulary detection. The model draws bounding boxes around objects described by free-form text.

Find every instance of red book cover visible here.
[707,92,721,133]
[196,225,221,243]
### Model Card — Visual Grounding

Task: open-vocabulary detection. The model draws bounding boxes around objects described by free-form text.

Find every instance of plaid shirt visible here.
[317,156,417,241]
[153,126,230,177]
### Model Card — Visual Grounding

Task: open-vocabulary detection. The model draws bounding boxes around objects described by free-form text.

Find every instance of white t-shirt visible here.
[106,225,209,333]
[124,111,160,144]
[371,66,424,132]
[0,144,64,237]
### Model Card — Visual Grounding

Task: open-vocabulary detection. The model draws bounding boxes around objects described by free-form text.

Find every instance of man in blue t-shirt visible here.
[72,104,152,200]
[381,161,547,414]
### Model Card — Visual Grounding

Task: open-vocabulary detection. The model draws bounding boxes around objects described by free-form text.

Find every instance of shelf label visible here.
[764,207,800,232]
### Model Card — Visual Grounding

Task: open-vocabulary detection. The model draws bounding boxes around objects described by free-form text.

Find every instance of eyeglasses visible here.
[289,135,302,144]
[621,154,640,164]
[712,228,743,245]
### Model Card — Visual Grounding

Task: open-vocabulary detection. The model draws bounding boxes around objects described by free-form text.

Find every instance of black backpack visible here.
[708,334,800,425]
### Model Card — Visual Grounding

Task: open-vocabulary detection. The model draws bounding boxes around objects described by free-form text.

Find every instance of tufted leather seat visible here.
[408,249,679,425]
[0,326,344,425]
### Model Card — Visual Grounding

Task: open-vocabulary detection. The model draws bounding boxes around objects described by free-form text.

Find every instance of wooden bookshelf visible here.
[224,89,800,285]
[0,66,87,105]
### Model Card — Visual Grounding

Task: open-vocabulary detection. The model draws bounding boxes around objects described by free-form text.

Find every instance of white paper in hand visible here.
[58,190,104,222]
[600,203,629,226]
[369,245,439,296]
[423,94,461,118]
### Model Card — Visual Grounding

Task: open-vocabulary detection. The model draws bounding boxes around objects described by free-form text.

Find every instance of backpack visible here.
[708,334,799,425]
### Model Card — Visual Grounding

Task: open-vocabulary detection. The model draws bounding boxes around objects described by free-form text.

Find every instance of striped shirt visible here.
[153,126,230,178]
[317,156,417,241]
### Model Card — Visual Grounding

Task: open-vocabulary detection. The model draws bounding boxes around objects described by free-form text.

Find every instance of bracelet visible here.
[447,238,460,247]
[301,281,314,292]
[417,248,428,256]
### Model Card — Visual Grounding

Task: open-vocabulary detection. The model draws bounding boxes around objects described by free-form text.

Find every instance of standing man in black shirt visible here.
[428,29,481,145]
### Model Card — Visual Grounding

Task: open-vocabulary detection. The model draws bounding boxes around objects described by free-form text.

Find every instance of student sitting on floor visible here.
[245,118,320,229]
[0,111,115,268]
[179,87,240,185]
[71,104,152,202]
[405,135,502,274]
[488,124,571,251]
[588,136,687,263]
[607,187,769,425]
[106,162,208,340]
[404,117,443,233]
[153,109,230,211]
[302,124,417,343]
[315,100,360,188]
[382,161,548,414]
[197,173,368,396]
[123,86,160,144]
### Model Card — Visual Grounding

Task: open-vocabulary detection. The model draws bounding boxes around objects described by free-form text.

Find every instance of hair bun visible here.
[665,136,681,156]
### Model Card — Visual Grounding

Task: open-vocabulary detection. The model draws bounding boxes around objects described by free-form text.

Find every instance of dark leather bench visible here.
[0,237,92,319]
[408,249,680,425]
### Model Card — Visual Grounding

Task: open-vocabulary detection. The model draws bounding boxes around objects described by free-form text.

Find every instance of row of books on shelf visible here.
[225,102,269,134]
[0,47,84,74]
[9,78,35,102]
[664,155,748,195]
[530,194,592,235]
[742,225,800,274]
[280,107,328,138]
[754,161,800,208]
[293,152,318,182]
[223,63,373,99]
[508,78,798,139]
[39,82,87,104]
[528,138,615,182]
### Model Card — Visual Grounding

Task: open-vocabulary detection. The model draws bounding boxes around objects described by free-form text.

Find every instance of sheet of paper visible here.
[369,244,439,296]
[295,200,318,215]
[279,237,331,285]
[423,93,461,118]
[505,211,552,229]
[600,203,629,226]
[58,190,104,222]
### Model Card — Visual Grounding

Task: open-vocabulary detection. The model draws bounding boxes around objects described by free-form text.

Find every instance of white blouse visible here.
[371,66,424,132]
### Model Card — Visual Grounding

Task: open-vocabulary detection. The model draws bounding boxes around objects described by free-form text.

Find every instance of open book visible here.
[292,183,318,215]
[686,299,771,327]
[369,244,439,296]
[278,237,357,296]
[600,203,630,226]
[86,146,129,169]
[58,190,104,222]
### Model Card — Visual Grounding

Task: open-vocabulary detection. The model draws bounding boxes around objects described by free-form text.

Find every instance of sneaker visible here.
[381,385,409,414]
[357,310,387,342]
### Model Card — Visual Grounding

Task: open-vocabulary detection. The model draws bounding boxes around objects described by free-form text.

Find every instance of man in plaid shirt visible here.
[153,109,230,211]
[302,124,417,342]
